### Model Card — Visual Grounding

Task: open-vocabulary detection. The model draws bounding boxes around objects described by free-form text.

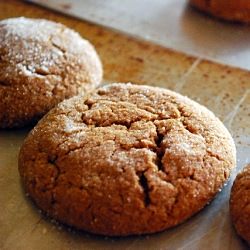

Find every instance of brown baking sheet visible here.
[0,1,249,249]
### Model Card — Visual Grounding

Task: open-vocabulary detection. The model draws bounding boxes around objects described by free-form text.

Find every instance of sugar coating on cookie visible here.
[190,0,250,23]
[0,17,102,128]
[230,164,250,244]
[19,83,236,236]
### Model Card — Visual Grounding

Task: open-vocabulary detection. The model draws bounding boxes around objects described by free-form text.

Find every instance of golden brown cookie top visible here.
[19,83,236,236]
[0,17,102,128]
[230,164,250,245]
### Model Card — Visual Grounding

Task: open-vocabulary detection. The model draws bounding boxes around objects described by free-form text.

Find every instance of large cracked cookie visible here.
[19,83,236,236]
[0,17,102,128]
[230,164,250,245]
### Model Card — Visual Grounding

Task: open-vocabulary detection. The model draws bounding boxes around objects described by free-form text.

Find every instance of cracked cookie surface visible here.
[19,83,236,236]
[230,164,250,245]
[0,17,102,128]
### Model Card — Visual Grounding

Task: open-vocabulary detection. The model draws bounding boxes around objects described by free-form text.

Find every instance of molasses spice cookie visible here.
[230,164,250,245]
[190,0,250,23]
[0,17,102,128]
[19,83,236,236]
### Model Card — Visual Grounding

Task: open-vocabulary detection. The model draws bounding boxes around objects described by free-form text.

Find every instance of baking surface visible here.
[0,0,250,249]
[28,0,250,70]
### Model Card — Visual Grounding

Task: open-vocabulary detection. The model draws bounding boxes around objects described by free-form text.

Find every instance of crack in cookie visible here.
[138,172,151,207]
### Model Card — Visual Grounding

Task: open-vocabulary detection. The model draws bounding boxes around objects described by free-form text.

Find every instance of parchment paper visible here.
[28,0,250,70]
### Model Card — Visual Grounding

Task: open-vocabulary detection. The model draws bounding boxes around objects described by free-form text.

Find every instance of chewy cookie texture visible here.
[230,164,250,245]
[190,0,250,23]
[0,17,102,128]
[19,83,236,236]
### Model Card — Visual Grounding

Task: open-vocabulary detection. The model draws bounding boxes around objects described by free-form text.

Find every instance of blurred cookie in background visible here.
[190,0,250,23]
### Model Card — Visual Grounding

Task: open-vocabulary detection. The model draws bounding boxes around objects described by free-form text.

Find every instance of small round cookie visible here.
[0,17,102,128]
[190,0,250,23]
[19,83,236,236]
[230,164,250,244]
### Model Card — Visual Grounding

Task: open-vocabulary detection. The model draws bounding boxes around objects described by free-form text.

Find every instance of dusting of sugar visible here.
[1,17,59,41]
[17,64,33,76]
[177,142,192,153]
[64,118,80,133]
[0,17,92,79]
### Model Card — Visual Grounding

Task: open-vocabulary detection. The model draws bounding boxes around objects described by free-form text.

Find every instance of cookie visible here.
[0,17,102,128]
[190,0,250,23]
[230,164,250,244]
[19,83,236,236]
